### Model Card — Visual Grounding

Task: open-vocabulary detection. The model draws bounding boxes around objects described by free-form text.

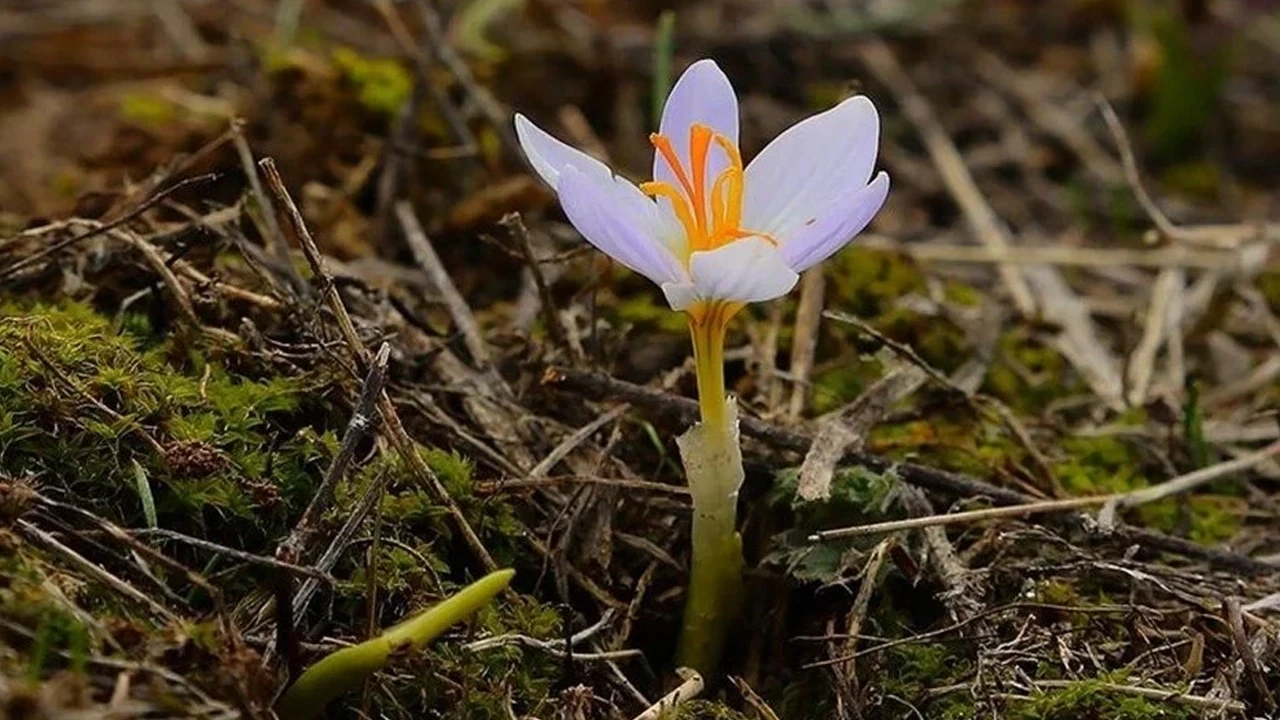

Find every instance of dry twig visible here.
[260,158,497,574]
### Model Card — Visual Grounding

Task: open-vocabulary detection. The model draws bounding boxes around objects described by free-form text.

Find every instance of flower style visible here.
[513,58,889,324]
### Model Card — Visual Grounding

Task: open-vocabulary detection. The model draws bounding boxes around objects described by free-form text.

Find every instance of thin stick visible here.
[277,342,390,562]
[801,601,1174,669]
[809,495,1118,541]
[859,40,1036,317]
[133,529,335,582]
[972,49,1123,183]
[259,158,497,574]
[114,227,202,330]
[475,474,688,496]
[397,201,492,369]
[787,269,826,420]
[1125,267,1182,406]
[830,539,891,702]
[631,669,704,720]
[411,0,517,153]
[1026,680,1247,714]
[293,469,391,623]
[1119,438,1280,508]
[270,344,389,672]
[501,212,568,351]
[230,120,305,296]
[527,404,630,479]
[824,310,960,392]
[33,492,228,613]
[1223,597,1278,712]
[1095,96,1185,243]
[857,236,1243,270]
[0,173,218,282]
[17,519,180,624]
[545,366,1275,575]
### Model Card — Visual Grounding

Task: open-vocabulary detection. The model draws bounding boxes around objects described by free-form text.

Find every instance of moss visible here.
[118,94,177,128]
[0,300,336,579]
[810,355,884,415]
[332,47,413,116]
[943,281,982,307]
[984,329,1079,412]
[671,700,749,719]
[423,447,476,497]
[1054,434,1242,543]
[880,643,976,719]
[771,672,838,719]
[1009,678,1195,720]
[1138,495,1243,545]
[866,411,1028,482]
[875,306,967,372]
[337,445,524,574]
[888,643,972,686]
[0,544,96,679]
[1056,435,1146,495]
[1257,273,1280,315]
[0,302,552,716]
[810,247,969,411]
[1034,579,1082,606]
[825,247,927,319]
[390,590,563,719]
[615,293,688,334]
[1160,162,1222,200]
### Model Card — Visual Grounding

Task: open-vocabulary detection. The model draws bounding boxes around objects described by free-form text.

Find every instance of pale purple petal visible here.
[780,172,889,272]
[661,237,798,310]
[653,59,740,190]
[741,95,880,242]
[557,167,687,286]
[515,113,611,190]
[660,282,699,312]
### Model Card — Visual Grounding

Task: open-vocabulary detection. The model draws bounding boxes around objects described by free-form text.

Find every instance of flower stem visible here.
[676,304,745,677]
[690,310,728,429]
[677,478,743,676]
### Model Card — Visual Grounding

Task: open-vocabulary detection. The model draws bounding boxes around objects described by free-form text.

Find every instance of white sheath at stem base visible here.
[674,395,745,677]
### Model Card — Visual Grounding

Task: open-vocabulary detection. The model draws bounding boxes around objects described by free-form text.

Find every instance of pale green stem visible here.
[675,306,745,677]
[276,569,514,720]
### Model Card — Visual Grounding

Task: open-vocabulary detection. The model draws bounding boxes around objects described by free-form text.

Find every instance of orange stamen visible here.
[641,181,700,247]
[650,133,697,211]
[688,124,714,232]
[643,124,775,263]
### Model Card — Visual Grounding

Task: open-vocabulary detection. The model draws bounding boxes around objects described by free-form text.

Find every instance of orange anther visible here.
[646,125,767,262]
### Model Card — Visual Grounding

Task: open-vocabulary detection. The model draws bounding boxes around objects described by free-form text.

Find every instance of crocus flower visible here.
[514,59,888,677]
[513,58,889,325]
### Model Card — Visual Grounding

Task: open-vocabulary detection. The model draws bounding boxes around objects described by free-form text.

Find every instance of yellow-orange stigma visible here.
[642,124,772,260]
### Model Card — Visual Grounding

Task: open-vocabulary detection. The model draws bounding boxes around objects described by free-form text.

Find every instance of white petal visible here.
[741,95,880,242]
[661,282,699,312]
[654,59,740,190]
[557,167,686,286]
[660,237,798,310]
[514,113,611,189]
[781,172,890,272]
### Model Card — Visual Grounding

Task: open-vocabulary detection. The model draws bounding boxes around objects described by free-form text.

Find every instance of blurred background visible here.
[1,1,1279,719]
[1,1,1275,242]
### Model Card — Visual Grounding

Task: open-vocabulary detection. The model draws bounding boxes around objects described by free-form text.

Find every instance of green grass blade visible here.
[131,459,158,529]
